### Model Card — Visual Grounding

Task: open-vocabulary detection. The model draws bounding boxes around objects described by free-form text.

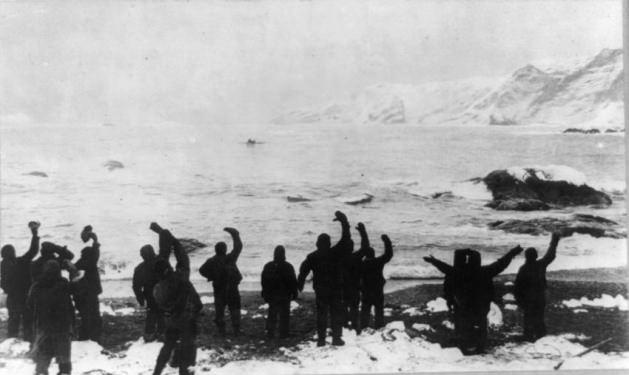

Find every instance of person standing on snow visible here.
[72,225,102,342]
[261,245,298,339]
[152,225,202,375]
[297,211,350,346]
[1,221,40,342]
[199,227,243,337]
[514,231,563,341]
[133,244,165,341]
[357,223,393,332]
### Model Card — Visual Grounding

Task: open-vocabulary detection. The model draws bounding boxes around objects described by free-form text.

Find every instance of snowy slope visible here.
[273,49,624,127]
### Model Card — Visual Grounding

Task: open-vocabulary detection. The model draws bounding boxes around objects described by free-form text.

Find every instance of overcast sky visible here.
[0,0,622,125]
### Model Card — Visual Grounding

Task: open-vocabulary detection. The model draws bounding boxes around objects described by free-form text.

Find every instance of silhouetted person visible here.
[133,244,165,341]
[152,225,202,375]
[28,260,75,375]
[357,223,393,332]
[424,245,522,354]
[339,218,360,332]
[261,245,298,339]
[199,227,243,336]
[1,221,40,342]
[72,225,102,342]
[514,232,560,341]
[297,211,350,346]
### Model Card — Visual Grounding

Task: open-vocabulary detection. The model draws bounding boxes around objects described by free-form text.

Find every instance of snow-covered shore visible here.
[1,323,628,374]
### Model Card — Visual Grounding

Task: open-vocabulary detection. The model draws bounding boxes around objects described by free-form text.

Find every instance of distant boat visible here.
[245,138,265,146]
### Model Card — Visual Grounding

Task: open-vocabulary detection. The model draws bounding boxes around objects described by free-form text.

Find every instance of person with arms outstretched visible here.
[424,245,523,354]
[261,245,298,339]
[1,221,40,341]
[152,224,202,375]
[514,231,563,341]
[297,211,349,346]
[357,223,393,332]
[199,227,243,336]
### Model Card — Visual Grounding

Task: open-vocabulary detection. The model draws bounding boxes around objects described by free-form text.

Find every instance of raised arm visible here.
[224,227,243,262]
[378,234,394,264]
[333,211,353,256]
[150,223,172,260]
[297,256,312,292]
[167,230,190,278]
[356,223,370,250]
[484,245,523,277]
[423,255,454,276]
[23,222,40,261]
[540,232,559,267]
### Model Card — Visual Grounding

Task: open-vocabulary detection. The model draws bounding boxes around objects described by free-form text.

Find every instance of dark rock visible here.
[179,238,207,253]
[103,160,124,171]
[287,195,312,203]
[23,171,48,178]
[563,128,601,134]
[482,169,611,210]
[488,214,624,238]
[431,191,456,199]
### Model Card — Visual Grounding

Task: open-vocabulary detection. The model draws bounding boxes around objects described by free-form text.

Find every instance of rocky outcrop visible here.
[483,169,611,211]
[488,214,625,239]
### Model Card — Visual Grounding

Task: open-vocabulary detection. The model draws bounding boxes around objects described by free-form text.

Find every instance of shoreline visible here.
[97,266,628,298]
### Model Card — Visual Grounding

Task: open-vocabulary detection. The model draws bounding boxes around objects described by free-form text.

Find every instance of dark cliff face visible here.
[482,169,612,211]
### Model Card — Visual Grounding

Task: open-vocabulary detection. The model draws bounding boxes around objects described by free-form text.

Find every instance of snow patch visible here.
[562,294,628,311]
[505,304,518,311]
[488,302,504,328]
[411,323,434,332]
[201,296,214,304]
[402,307,424,316]
[426,297,449,313]
[506,165,588,186]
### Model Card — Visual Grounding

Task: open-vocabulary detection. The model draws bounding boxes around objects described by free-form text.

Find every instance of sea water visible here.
[0,122,625,293]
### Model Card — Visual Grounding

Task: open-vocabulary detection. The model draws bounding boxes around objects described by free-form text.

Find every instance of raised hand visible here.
[423,254,436,263]
[356,222,366,232]
[510,245,524,256]
[333,210,348,223]
[28,221,40,235]
[149,222,163,234]
[223,227,240,237]
[381,234,391,246]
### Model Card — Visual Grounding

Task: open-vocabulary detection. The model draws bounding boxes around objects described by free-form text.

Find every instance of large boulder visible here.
[483,168,611,211]
[488,214,625,238]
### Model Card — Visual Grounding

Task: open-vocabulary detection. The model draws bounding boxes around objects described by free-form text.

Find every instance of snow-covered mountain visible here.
[272,49,624,127]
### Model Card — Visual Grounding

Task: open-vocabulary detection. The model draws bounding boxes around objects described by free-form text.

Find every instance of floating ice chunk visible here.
[488,302,503,328]
[411,323,434,332]
[503,293,515,302]
[426,297,449,312]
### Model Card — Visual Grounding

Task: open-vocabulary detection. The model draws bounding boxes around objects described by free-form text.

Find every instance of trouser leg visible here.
[7,293,19,338]
[266,302,278,338]
[278,300,290,338]
[87,294,102,342]
[22,303,34,342]
[330,296,344,340]
[373,294,385,329]
[227,287,241,332]
[54,335,72,375]
[34,337,53,375]
[213,291,226,334]
[360,298,372,330]
[153,329,178,375]
[346,294,359,332]
[178,318,197,375]
[75,296,89,341]
[315,296,329,343]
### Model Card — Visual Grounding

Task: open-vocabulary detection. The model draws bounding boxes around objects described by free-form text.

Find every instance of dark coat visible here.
[514,240,558,306]
[360,242,393,296]
[199,246,243,292]
[261,250,298,302]
[74,243,102,295]
[31,242,74,283]
[27,266,75,338]
[133,258,159,307]
[1,235,39,296]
